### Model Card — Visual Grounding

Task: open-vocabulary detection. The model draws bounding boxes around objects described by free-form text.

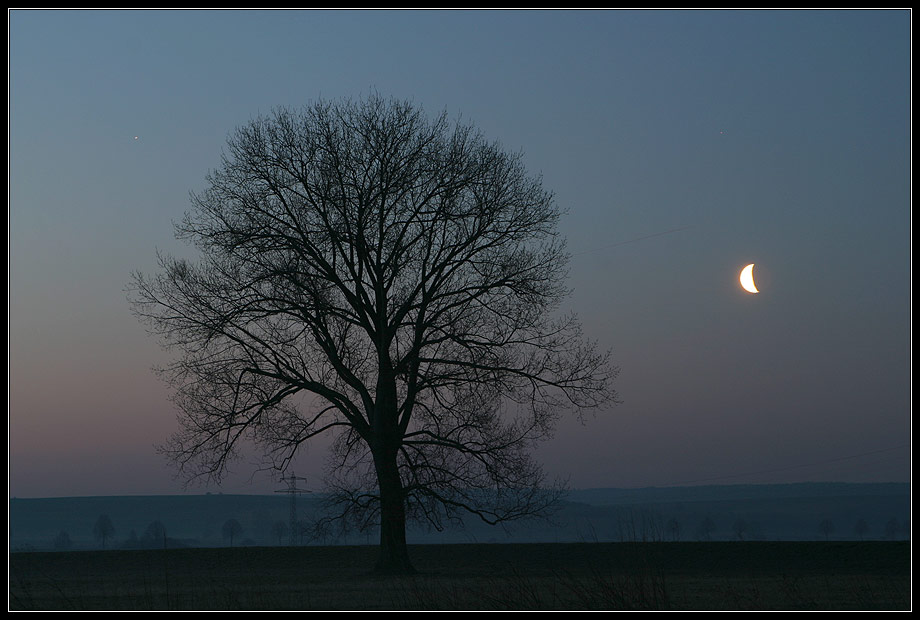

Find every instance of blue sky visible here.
[9,9,911,497]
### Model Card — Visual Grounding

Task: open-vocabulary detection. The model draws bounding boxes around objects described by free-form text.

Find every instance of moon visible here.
[739,263,759,294]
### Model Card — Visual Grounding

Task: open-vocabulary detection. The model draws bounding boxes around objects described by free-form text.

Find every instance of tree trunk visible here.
[370,354,415,574]
[372,444,415,574]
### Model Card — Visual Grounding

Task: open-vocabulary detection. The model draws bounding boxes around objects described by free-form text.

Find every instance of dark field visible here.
[9,541,910,611]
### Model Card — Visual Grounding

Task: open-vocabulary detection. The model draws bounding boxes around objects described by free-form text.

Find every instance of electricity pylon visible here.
[275,473,311,546]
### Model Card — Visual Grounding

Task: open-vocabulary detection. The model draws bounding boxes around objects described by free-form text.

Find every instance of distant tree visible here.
[697,517,716,541]
[222,518,243,547]
[666,517,681,542]
[93,514,116,549]
[883,517,900,540]
[731,518,747,541]
[130,95,617,574]
[270,520,289,546]
[613,509,664,542]
[818,518,834,541]
[302,518,330,545]
[53,530,73,550]
[854,518,869,541]
[143,520,167,547]
[297,519,314,546]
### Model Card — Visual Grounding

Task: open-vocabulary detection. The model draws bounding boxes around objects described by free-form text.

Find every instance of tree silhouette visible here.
[93,514,115,549]
[52,530,72,550]
[666,517,681,542]
[222,518,243,547]
[818,518,834,541]
[696,517,715,541]
[143,520,167,548]
[270,520,288,546]
[731,518,747,541]
[853,518,869,541]
[883,517,900,540]
[130,95,616,573]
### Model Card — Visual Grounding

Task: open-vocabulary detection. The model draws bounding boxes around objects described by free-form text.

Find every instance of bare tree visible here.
[130,95,617,573]
[853,518,869,541]
[52,530,73,551]
[93,514,115,549]
[818,518,834,541]
[696,517,715,541]
[222,518,243,547]
[666,517,681,542]
[883,517,900,540]
[143,520,167,548]
[270,520,288,546]
[731,518,747,541]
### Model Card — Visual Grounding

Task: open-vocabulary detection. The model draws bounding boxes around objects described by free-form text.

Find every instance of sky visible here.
[9,9,911,498]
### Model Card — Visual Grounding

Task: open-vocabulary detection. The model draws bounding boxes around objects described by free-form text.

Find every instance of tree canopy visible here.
[131,94,617,572]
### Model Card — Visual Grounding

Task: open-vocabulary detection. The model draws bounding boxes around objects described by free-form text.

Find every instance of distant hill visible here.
[9,482,909,551]
[564,482,910,505]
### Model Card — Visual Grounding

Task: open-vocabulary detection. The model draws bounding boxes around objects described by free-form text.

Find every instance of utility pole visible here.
[275,473,310,546]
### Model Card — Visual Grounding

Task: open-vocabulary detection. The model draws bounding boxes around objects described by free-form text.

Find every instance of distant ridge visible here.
[10,482,910,551]
[12,481,908,502]
[563,482,910,505]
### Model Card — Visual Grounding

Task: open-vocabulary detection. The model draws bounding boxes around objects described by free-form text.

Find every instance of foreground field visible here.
[9,541,910,610]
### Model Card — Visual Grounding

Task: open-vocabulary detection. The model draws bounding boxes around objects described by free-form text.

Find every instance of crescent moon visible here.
[739,263,759,294]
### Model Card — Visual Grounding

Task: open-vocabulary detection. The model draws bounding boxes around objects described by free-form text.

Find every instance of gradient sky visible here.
[9,9,911,498]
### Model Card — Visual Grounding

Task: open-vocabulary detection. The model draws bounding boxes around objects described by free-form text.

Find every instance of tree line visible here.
[46,514,286,550]
[37,512,910,551]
